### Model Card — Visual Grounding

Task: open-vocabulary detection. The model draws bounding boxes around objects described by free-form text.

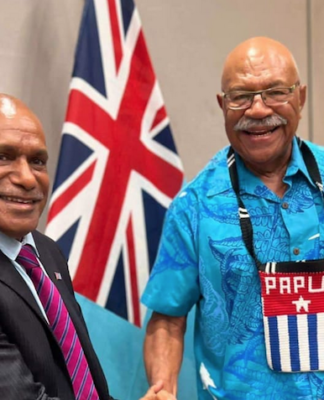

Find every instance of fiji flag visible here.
[45,0,184,327]
[260,266,324,373]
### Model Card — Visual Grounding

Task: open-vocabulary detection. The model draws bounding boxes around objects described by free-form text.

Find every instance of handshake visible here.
[140,381,177,400]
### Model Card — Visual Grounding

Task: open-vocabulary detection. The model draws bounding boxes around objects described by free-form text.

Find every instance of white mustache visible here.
[234,115,288,131]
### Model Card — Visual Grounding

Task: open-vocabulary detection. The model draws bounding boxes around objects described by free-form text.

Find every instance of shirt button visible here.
[282,202,289,209]
[293,248,300,255]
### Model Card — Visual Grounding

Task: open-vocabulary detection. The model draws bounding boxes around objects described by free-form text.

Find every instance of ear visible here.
[298,84,307,112]
[217,94,224,110]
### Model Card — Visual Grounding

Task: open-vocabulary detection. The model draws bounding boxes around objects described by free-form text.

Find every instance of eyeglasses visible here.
[222,82,300,110]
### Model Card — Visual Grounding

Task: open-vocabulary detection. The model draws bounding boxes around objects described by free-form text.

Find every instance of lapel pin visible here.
[54,272,62,280]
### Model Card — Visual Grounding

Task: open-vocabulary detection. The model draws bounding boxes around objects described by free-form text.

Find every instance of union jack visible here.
[45,0,184,326]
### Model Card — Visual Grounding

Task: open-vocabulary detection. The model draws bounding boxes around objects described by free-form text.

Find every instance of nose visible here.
[244,93,273,119]
[11,159,37,190]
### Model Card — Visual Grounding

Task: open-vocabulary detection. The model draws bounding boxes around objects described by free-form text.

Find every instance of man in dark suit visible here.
[0,94,174,400]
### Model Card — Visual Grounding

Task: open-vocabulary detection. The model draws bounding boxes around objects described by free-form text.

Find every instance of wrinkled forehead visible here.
[221,45,299,91]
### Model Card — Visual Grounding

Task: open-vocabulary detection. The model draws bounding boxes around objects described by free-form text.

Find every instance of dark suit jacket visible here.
[0,230,114,400]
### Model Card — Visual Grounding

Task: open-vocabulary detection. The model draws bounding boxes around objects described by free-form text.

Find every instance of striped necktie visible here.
[17,244,99,400]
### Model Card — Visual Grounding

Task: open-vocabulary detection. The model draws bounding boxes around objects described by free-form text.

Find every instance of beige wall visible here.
[0,0,321,230]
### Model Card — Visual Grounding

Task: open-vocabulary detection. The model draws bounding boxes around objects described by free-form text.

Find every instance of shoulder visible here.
[32,231,75,293]
[32,230,67,263]
[304,140,324,165]
[32,230,60,250]
[172,146,231,208]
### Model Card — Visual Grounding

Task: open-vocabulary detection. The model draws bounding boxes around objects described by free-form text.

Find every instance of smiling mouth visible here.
[243,126,280,136]
[0,196,38,204]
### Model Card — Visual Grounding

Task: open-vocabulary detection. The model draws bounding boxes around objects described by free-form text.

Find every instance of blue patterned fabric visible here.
[142,137,324,400]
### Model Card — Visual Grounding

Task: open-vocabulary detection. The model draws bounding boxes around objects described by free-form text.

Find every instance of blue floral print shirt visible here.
[142,137,324,400]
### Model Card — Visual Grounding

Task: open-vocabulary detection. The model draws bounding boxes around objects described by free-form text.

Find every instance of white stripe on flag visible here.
[317,313,324,370]
[297,314,310,371]
[277,315,291,372]
[263,316,273,370]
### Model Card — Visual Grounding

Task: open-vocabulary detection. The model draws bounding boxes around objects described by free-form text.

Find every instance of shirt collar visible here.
[237,136,316,197]
[206,147,233,197]
[286,136,314,184]
[203,137,316,198]
[0,231,39,261]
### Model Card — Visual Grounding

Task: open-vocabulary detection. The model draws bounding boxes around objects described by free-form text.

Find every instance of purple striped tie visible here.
[17,245,99,400]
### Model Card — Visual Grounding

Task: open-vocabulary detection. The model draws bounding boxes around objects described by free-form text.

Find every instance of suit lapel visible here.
[32,232,110,400]
[0,251,47,323]
[30,235,79,388]
[34,234,90,350]
[35,239,77,318]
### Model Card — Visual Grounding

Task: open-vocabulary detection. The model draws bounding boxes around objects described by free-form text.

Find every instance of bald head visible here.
[221,37,300,92]
[0,94,31,116]
[0,94,45,140]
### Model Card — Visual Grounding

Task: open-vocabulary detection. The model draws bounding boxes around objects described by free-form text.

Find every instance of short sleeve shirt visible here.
[142,137,324,400]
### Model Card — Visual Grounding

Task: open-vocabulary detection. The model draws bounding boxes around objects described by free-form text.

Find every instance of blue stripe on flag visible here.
[121,0,135,37]
[268,316,281,371]
[52,134,93,191]
[288,315,300,371]
[105,251,127,320]
[73,0,106,97]
[143,190,167,271]
[57,219,80,260]
[153,125,178,154]
[308,314,318,370]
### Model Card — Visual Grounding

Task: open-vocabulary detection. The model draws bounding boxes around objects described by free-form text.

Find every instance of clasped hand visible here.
[140,381,177,400]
